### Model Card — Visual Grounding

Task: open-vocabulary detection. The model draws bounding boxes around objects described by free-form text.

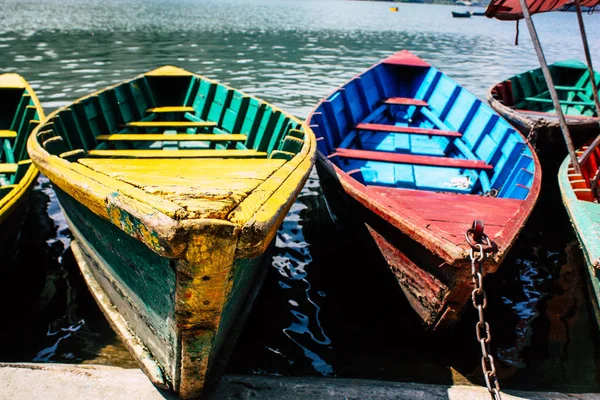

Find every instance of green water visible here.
[1,0,600,394]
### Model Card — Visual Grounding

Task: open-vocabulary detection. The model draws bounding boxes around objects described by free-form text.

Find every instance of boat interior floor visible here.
[327,96,532,199]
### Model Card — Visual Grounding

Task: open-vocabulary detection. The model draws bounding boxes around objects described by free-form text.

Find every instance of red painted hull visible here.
[316,146,541,331]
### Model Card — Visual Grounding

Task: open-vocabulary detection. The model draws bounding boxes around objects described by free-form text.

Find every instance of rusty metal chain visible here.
[466,221,502,400]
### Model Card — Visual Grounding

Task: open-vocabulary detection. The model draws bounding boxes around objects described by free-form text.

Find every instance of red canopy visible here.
[486,0,600,20]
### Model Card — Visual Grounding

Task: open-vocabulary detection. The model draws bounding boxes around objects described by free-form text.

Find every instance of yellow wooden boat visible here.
[0,74,43,255]
[27,66,316,398]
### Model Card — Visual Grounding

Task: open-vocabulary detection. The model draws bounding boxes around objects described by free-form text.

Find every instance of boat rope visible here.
[515,20,519,46]
[465,221,502,400]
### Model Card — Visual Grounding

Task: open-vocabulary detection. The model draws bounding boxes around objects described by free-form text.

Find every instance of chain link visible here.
[470,246,502,400]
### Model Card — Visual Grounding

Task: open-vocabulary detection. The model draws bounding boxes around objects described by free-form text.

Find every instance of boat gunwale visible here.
[0,74,43,223]
[27,66,316,260]
[558,154,600,269]
[308,51,542,265]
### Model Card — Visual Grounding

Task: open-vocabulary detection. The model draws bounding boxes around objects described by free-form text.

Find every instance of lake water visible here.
[2,0,600,394]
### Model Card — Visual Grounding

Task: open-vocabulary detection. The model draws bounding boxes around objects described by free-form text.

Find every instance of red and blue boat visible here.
[307,51,541,330]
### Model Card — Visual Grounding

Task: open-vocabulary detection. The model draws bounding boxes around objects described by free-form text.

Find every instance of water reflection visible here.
[1,0,600,393]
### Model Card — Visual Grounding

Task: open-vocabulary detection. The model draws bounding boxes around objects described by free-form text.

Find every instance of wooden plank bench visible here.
[332,148,493,170]
[123,121,217,129]
[0,163,18,174]
[96,134,247,142]
[555,86,587,92]
[146,106,195,113]
[356,123,462,138]
[0,130,17,139]
[384,97,429,107]
[524,97,594,107]
[86,149,267,158]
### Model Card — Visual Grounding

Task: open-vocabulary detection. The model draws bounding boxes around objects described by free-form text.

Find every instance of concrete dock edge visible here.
[0,362,597,399]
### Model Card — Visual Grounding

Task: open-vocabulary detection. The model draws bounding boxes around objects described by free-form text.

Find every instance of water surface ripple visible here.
[1,0,600,393]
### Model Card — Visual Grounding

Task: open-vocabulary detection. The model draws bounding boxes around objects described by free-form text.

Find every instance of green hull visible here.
[55,186,270,392]
[558,157,600,326]
[488,60,600,139]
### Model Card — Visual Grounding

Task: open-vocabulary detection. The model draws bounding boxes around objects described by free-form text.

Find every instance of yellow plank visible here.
[96,134,247,142]
[146,106,195,113]
[0,130,17,139]
[78,158,285,219]
[86,149,267,158]
[124,121,216,128]
[0,163,18,174]
[78,158,285,181]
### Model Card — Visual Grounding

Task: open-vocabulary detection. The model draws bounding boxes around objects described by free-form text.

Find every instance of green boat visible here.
[27,66,316,398]
[0,74,43,256]
[488,60,600,139]
[559,142,600,326]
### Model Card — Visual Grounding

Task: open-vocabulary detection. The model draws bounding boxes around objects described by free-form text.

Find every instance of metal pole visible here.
[518,0,582,174]
[574,0,600,166]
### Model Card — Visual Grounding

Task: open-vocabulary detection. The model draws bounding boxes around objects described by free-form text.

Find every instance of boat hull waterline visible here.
[27,66,316,398]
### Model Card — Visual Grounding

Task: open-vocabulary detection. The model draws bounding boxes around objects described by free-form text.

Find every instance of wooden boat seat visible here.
[123,121,217,129]
[333,148,493,170]
[0,164,18,174]
[384,98,429,107]
[525,97,594,107]
[574,188,595,201]
[355,123,462,138]
[0,130,17,139]
[85,149,267,158]
[96,134,247,142]
[555,86,587,92]
[146,106,195,113]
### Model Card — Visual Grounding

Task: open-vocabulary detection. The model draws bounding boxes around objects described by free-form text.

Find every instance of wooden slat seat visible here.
[123,121,217,129]
[0,164,18,174]
[356,123,462,138]
[524,97,594,107]
[333,148,493,170]
[0,130,17,139]
[96,134,247,142]
[86,149,267,159]
[385,97,429,107]
[146,106,195,113]
[555,86,587,92]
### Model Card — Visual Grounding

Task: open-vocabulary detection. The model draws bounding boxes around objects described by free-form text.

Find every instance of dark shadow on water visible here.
[1,162,600,394]
[0,177,136,368]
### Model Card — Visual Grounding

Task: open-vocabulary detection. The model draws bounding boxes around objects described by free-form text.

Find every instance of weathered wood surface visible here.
[124,121,217,128]
[308,50,541,330]
[334,148,493,170]
[78,158,285,219]
[96,133,247,142]
[355,123,462,137]
[26,65,316,398]
[86,149,267,158]
[487,61,600,136]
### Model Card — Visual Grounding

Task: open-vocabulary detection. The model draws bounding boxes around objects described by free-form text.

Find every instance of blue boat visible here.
[307,50,541,330]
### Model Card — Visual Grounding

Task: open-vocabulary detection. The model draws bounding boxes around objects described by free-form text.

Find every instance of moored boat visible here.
[558,142,600,325]
[307,50,541,331]
[0,74,43,256]
[27,66,315,398]
[488,60,600,140]
[452,10,472,17]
